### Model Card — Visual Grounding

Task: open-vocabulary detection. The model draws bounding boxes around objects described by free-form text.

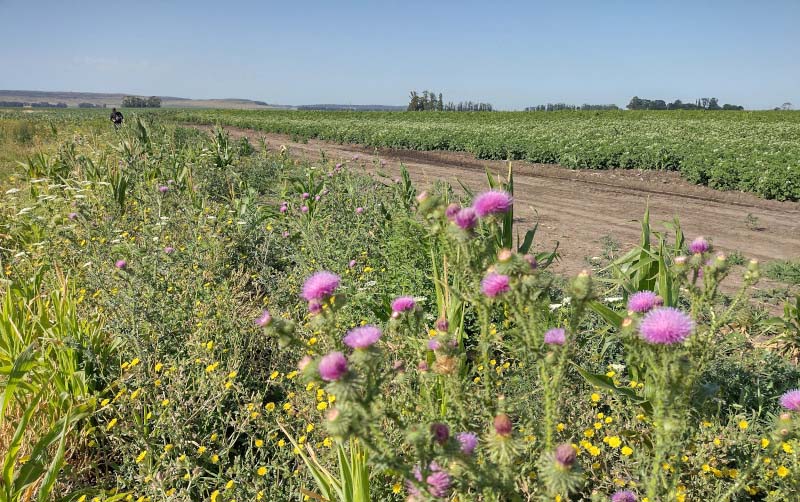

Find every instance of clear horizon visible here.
[1,0,798,110]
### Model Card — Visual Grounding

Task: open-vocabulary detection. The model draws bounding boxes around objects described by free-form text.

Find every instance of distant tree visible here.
[707,97,721,110]
[627,96,643,110]
[146,96,162,108]
[782,102,793,111]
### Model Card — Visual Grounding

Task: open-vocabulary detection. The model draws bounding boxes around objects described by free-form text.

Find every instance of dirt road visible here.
[195,125,800,294]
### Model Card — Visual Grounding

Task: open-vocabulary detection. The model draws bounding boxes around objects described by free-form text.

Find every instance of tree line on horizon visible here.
[524,103,620,112]
[407,90,494,112]
[121,96,162,108]
[627,96,744,110]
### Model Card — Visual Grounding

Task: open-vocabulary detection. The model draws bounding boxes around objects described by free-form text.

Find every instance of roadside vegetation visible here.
[0,111,799,501]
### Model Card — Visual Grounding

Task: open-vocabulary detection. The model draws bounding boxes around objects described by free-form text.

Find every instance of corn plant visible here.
[279,424,370,502]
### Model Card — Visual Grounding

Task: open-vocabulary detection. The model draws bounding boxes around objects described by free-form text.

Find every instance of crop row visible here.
[167,109,800,201]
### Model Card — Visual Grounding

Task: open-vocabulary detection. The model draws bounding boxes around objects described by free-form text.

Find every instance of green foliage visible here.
[1,112,799,501]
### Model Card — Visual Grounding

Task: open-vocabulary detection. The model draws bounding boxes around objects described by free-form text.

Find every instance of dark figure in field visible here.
[110,108,124,128]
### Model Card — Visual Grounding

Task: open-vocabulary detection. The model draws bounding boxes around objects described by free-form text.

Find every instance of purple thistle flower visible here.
[611,490,638,502]
[435,318,449,332]
[255,309,272,327]
[780,389,800,411]
[308,299,322,315]
[427,339,441,351]
[315,195,321,201]
[426,469,451,499]
[348,259,356,268]
[454,207,477,230]
[355,207,364,214]
[67,212,78,220]
[457,432,478,455]
[343,325,382,349]
[523,253,538,269]
[418,361,429,372]
[627,291,663,313]
[280,204,288,213]
[445,203,461,220]
[302,271,340,301]
[472,190,513,218]
[164,246,175,254]
[158,185,169,193]
[282,231,290,238]
[430,423,449,444]
[481,272,510,297]
[115,259,127,270]
[301,205,309,213]
[407,463,451,499]
[301,192,310,199]
[391,296,416,316]
[335,163,343,169]
[689,236,710,254]
[318,352,348,381]
[554,444,577,469]
[544,328,566,345]
[639,307,694,344]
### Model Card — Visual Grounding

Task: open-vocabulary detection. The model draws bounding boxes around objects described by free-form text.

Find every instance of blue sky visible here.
[1,0,797,109]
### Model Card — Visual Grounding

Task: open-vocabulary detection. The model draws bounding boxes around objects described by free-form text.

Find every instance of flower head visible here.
[457,432,478,455]
[302,271,341,301]
[627,291,663,313]
[454,207,477,230]
[554,443,577,469]
[639,307,694,344]
[481,272,510,298]
[343,325,382,349]
[445,203,461,220]
[544,328,566,345]
[301,205,309,213]
[158,185,169,193]
[164,246,175,254]
[255,309,272,327]
[780,389,800,411]
[689,236,710,254]
[426,468,451,498]
[318,352,347,381]
[494,414,512,436]
[473,190,513,217]
[67,212,78,220]
[355,207,364,214]
[301,192,310,199]
[611,490,638,502]
[430,423,450,444]
[115,259,128,270]
[391,296,416,316]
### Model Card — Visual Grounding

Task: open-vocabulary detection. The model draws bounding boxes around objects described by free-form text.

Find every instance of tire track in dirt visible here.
[192,125,800,303]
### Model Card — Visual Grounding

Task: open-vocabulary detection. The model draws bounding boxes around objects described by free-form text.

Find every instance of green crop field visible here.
[165,108,800,201]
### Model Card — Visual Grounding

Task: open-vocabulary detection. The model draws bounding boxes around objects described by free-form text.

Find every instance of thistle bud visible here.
[554,444,577,470]
[494,414,512,437]
[497,248,513,263]
[673,255,688,273]
[569,270,593,301]
[430,423,450,445]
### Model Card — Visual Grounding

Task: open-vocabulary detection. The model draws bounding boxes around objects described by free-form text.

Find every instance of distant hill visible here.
[0,90,294,110]
[296,104,406,111]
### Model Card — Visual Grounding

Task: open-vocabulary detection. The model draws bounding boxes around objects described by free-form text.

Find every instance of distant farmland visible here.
[169,108,800,201]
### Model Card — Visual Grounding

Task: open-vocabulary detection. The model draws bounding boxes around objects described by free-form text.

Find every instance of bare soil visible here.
[195,125,800,303]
